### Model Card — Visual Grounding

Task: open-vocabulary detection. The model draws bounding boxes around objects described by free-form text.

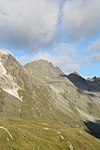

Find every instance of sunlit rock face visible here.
[0,50,22,100]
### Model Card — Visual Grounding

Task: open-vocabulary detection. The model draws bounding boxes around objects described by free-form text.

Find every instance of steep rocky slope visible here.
[67,72,100,92]
[25,60,100,121]
[67,72,89,91]
[0,51,100,149]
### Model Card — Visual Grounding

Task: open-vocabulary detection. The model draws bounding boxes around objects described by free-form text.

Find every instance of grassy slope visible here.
[1,75,100,150]
[0,117,100,150]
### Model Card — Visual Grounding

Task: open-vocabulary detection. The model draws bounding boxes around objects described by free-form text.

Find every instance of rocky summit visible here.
[0,50,100,150]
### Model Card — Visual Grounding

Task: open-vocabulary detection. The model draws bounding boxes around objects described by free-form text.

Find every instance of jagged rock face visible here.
[0,51,36,97]
[87,76,100,92]
[67,72,100,92]
[0,52,22,100]
[67,72,89,91]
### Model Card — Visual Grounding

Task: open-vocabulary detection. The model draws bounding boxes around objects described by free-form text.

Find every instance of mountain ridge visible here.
[67,72,100,92]
[0,50,100,149]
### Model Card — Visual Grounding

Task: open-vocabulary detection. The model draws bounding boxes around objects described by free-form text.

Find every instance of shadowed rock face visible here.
[87,76,100,92]
[84,120,100,139]
[67,72,89,90]
[67,72,100,92]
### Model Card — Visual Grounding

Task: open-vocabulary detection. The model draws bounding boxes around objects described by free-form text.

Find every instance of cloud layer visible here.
[17,43,80,73]
[62,0,100,40]
[0,0,100,48]
[84,39,100,64]
[0,0,100,75]
[0,0,60,49]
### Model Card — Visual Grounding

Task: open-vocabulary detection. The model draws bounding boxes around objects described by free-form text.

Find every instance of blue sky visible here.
[0,0,100,77]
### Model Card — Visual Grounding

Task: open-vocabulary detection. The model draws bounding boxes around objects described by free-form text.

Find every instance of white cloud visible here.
[54,42,77,54]
[16,55,33,65]
[18,43,80,73]
[62,0,100,40]
[85,39,100,52]
[0,0,60,49]
[53,43,80,72]
[83,53,100,64]
[91,53,100,62]
[83,39,100,64]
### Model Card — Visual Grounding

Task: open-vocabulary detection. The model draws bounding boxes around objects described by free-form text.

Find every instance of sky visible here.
[0,0,100,77]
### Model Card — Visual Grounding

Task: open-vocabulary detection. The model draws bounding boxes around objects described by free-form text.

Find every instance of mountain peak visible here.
[70,71,82,77]
[67,72,89,90]
[35,59,49,63]
[0,50,12,64]
[67,72,100,92]
[0,50,10,56]
[30,59,54,66]
[25,59,64,80]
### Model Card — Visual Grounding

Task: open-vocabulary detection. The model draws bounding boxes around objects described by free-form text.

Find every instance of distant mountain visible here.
[87,76,100,92]
[67,72,100,92]
[67,72,89,90]
[0,51,100,149]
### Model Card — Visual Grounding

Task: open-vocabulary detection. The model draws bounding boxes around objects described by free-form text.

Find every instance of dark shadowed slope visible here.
[67,72,100,92]
[84,120,100,139]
